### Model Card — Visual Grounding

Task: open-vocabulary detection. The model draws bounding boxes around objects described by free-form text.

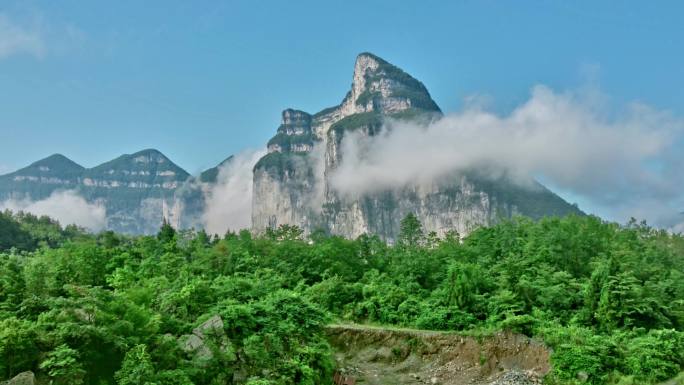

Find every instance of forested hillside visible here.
[0,211,682,384]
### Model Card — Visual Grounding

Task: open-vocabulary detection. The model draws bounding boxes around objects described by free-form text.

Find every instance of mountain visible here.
[252,52,582,240]
[1,53,581,238]
[7,153,85,177]
[199,156,234,183]
[0,154,84,200]
[82,149,190,187]
[77,149,194,233]
[0,149,202,234]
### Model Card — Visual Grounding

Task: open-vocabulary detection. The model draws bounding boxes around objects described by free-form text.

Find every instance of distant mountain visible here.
[199,156,234,183]
[81,149,190,189]
[0,154,84,201]
[0,149,206,234]
[8,153,84,177]
[252,52,582,240]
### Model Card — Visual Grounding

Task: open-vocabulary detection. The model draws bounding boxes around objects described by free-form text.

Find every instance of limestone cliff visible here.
[252,52,581,240]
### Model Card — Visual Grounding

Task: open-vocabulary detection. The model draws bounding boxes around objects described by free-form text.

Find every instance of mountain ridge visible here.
[0,149,189,179]
[1,52,583,237]
[0,148,204,233]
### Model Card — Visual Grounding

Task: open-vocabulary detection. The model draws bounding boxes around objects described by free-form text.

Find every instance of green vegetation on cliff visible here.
[329,111,383,138]
[0,213,682,384]
[199,156,234,184]
[252,151,311,177]
[266,132,315,152]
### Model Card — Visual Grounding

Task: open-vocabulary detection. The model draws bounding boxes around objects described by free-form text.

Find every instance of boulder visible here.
[179,315,232,362]
[3,371,35,385]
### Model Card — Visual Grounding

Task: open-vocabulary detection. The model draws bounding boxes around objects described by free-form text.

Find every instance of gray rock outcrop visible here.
[252,52,581,241]
[1,371,35,385]
[179,315,232,362]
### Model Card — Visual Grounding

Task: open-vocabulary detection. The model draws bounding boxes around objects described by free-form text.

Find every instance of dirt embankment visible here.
[326,324,551,385]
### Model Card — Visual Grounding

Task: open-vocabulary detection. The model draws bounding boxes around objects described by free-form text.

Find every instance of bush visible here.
[415,306,476,331]
[624,330,684,382]
[541,326,616,385]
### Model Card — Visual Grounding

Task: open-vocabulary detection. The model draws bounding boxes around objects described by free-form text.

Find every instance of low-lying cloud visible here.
[202,149,266,235]
[330,85,684,227]
[0,190,106,231]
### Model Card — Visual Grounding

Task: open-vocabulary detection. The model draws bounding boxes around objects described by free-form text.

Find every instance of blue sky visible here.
[1,0,682,175]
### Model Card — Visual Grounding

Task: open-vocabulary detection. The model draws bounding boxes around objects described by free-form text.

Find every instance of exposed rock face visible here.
[268,109,315,153]
[179,315,232,362]
[1,371,35,385]
[0,149,202,234]
[252,151,321,232]
[252,52,581,240]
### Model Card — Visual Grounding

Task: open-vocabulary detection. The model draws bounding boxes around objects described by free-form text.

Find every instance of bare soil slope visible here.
[327,324,550,385]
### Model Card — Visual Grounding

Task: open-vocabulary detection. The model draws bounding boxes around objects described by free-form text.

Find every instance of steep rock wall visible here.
[252,52,580,240]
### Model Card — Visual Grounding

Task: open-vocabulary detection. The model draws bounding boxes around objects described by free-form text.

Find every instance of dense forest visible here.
[0,210,683,385]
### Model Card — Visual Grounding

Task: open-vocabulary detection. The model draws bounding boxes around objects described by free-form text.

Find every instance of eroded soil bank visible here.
[327,324,551,385]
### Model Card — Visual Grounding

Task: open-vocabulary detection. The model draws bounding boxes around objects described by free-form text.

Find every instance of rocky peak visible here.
[281,109,312,127]
[258,52,443,169]
[129,148,171,164]
[253,52,581,241]
[267,109,315,154]
[351,53,382,104]
[341,52,441,116]
[306,53,442,140]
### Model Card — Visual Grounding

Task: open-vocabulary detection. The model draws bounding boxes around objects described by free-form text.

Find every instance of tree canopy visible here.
[0,212,682,384]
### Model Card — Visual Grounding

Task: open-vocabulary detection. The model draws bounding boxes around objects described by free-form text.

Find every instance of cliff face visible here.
[252,52,581,240]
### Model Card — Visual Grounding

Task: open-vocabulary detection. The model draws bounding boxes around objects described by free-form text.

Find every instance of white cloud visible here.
[0,11,86,60]
[673,221,684,234]
[330,85,684,227]
[0,13,45,59]
[0,190,107,231]
[202,149,266,235]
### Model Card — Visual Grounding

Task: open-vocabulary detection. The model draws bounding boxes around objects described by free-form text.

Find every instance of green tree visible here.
[624,329,684,382]
[0,211,34,251]
[157,219,176,244]
[115,345,156,385]
[398,213,423,247]
[40,344,86,385]
[0,317,39,379]
[0,254,25,313]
